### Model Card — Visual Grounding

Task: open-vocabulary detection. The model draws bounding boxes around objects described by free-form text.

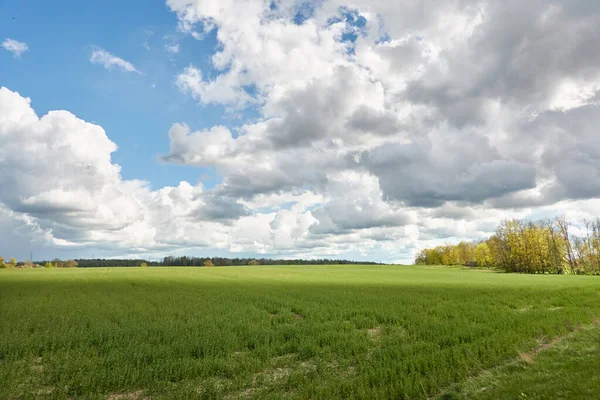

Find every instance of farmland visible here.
[1,266,599,399]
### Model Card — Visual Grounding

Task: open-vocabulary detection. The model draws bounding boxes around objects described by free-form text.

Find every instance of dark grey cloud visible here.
[347,105,401,135]
[195,194,250,222]
[267,66,358,149]
[309,205,410,234]
[430,203,479,220]
[489,103,600,208]
[360,136,537,207]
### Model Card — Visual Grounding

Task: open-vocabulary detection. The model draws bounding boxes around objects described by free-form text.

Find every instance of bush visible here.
[203,260,214,267]
[140,262,148,268]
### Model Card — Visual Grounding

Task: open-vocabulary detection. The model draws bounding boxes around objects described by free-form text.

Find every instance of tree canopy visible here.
[415,217,600,275]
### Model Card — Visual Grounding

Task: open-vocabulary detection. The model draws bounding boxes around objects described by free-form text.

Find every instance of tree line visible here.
[159,256,380,267]
[415,217,600,275]
[0,257,78,269]
[1,257,380,268]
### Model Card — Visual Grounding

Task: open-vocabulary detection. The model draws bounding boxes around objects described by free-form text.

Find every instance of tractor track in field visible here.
[430,318,600,399]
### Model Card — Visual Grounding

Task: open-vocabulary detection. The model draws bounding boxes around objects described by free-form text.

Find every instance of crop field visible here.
[1,266,599,399]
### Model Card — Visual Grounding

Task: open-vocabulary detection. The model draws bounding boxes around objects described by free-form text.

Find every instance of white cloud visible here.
[0,88,256,255]
[3,0,600,263]
[90,48,141,74]
[176,65,255,107]
[159,0,600,262]
[0,87,344,259]
[165,44,180,54]
[1,38,28,58]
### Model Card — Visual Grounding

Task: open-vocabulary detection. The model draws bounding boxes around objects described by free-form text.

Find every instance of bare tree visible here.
[556,216,577,273]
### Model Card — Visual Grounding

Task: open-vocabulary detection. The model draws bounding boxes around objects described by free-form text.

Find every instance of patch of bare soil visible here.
[367,325,382,342]
[516,305,533,313]
[31,357,44,373]
[107,390,144,400]
[519,323,592,365]
[224,354,320,399]
[292,312,303,320]
[35,387,55,396]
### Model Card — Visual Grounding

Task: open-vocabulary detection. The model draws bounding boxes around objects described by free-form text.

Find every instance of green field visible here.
[1,266,599,399]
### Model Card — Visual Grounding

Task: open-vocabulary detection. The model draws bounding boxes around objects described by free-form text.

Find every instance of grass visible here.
[439,319,600,399]
[0,265,599,399]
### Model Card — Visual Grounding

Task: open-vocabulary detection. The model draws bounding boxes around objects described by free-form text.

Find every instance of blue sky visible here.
[0,0,231,189]
[0,0,599,263]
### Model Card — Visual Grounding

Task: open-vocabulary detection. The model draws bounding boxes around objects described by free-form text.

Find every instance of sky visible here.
[1,0,600,263]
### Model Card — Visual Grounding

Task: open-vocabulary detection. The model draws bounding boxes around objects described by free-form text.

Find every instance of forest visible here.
[3,257,381,268]
[415,217,600,274]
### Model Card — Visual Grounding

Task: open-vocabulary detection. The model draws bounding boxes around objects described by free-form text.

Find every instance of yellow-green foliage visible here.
[416,217,600,275]
[474,243,492,267]
[414,241,477,267]
[140,262,148,268]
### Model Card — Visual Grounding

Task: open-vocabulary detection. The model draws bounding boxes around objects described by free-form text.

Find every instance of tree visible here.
[140,262,148,268]
[412,217,600,275]
[474,242,492,267]
[9,258,17,268]
[44,262,54,269]
[248,260,260,266]
[556,216,578,273]
[64,259,78,268]
[0,256,6,269]
[204,259,214,267]
[425,248,443,265]
[414,249,428,265]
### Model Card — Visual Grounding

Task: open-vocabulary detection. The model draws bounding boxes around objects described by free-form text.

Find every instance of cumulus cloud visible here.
[0,87,350,259]
[158,0,600,261]
[0,88,246,253]
[3,0,600,263]
[309,171,413,234]
[1,38,28,58]
[90,48,141,74]
[176,66,255,107]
